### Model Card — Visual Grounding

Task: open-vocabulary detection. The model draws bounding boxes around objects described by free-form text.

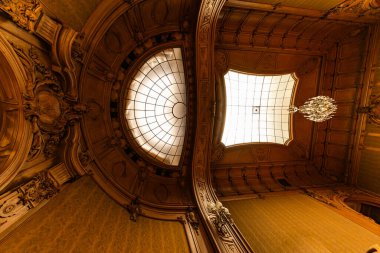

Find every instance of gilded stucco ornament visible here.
[18,171,58,207]
[11,44,86,160]
[207,201,234,237]
[0,0,42,31]
[324,0,380,17]
[0,164,72,234]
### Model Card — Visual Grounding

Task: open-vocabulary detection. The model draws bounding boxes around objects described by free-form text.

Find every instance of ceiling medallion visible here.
[290,96,337,122]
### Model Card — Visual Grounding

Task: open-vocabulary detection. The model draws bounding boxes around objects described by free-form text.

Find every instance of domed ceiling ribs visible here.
[78,0,199,219]
[0,33,32,191]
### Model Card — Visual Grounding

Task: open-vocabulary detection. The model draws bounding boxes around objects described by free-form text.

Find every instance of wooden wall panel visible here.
[358,149,380,194]
[223,194,380,253]
[312,30,368,179]
[0,177,190,253]
[212,162,333,196]
[216,7,366,53]
[357,67,380,194]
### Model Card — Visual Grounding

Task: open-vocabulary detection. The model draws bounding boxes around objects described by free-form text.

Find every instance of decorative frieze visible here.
[0,170,60,234]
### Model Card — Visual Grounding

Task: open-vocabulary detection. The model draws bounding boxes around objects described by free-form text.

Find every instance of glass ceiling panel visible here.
[125,48,186,166]
[222,70,296,146]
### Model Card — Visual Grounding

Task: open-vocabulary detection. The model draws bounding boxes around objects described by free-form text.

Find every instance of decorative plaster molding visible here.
[0,0,42,32]
[325,0,380,18]
[11,43,86,160]
[0,169,65,235]
[193,1,253,251]
[207,201,234,237]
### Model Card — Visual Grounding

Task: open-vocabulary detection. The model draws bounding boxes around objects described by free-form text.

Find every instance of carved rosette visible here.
[126,197,142,222]
[186,207,200,233]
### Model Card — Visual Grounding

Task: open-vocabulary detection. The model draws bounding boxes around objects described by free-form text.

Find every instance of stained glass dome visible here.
[125,48,186,166]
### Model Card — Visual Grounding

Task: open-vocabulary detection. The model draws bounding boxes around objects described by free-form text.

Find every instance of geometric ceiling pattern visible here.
[125,48,186,166]
[222,71,296,146]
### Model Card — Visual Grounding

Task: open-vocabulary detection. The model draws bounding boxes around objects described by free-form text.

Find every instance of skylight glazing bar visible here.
[222,70,296,146]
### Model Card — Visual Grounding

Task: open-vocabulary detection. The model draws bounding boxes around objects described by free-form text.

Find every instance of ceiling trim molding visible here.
[225,0,380,24]
[193,0,253,252]
[0,32,32,191]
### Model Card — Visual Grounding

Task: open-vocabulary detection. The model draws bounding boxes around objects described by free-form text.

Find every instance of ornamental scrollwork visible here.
[0,171,59,232]
[18,171,58,207]
[324,0,380,18]
[11,43,86,160]
[207,200,234,237]
[0,0,43,31]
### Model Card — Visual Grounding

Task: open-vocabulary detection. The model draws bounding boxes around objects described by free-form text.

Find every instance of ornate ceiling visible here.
[0,0,379,252]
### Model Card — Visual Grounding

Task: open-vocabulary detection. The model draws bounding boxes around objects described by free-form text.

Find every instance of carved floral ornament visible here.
[11,43,86,160]
[18,171,58,207]
[207,200,234,237]
[0,171,58,231]
[0,0,42,31]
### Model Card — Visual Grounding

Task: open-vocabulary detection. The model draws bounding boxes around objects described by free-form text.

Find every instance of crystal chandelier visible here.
[289,96,337,122]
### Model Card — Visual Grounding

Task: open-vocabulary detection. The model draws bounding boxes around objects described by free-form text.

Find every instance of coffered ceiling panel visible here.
[216,7,366,52]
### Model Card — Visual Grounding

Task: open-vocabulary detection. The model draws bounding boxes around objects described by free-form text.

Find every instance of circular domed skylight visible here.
[125,48,186,166]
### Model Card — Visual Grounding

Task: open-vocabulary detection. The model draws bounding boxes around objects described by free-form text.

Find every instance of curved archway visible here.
[0,33,32,191]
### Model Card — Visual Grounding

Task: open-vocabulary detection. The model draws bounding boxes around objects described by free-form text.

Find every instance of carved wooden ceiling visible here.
[216,6,367,53]
[210,1,379,197]
[0,0,379,252]
[233,0,344,11]
[78,0,199,209]
[0,0,376,210]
